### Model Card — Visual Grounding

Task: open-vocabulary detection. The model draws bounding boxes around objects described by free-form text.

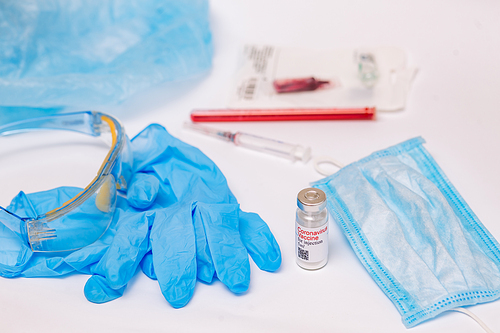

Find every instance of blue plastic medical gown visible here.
[0,0,213,124]
[0,125,282,307]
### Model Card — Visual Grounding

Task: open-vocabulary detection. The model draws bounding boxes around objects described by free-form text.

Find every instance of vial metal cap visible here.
[297,188,327,212]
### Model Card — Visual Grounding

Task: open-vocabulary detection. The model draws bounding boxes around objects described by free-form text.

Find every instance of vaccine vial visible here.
[296,187,329,270]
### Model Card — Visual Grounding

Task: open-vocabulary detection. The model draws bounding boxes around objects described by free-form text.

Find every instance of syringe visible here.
[183,122,311,163]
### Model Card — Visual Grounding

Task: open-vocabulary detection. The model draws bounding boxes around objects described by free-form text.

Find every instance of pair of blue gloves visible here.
[0,124,281,308]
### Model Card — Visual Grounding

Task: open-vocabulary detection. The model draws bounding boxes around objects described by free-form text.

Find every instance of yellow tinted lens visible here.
[27,175,117,252]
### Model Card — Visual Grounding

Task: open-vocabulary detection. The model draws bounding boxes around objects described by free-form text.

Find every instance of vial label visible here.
[295,222,328,263]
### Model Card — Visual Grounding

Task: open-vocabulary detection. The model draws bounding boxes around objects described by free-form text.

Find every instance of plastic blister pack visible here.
[228,45,417,112]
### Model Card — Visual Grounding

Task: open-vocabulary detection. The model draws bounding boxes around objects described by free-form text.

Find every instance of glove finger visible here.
[84,210,153,303]
[239,211,281,272]
[192,202,215,284]
[140,251,156,280]
[197,203,250,294]
[151,206,197,308]
[84,274,126,303]
[126,173,160,209]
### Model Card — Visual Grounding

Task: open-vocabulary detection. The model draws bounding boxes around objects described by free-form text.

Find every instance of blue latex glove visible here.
[0,180,156,303]
[0,124,281,305]
[129,124,282,308]
[0,133,163,302]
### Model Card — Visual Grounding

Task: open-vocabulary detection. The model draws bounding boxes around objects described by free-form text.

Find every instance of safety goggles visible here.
[0,111,133,252]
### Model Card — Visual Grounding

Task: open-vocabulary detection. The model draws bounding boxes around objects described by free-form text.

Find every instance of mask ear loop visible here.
[450,308,494,333]
[313,156,346,176]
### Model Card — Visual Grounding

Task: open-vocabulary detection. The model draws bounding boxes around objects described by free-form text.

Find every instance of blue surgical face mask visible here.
[312,137,500,328]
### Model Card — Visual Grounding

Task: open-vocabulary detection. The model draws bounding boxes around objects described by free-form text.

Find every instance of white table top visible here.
[1,1,499,332]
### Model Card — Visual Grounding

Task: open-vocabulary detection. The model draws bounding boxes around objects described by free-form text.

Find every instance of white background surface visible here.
[1,0,500,332]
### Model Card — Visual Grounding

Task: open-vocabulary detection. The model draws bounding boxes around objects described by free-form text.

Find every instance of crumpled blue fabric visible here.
[0,124,281,306]
[0,0,213,124]
[0,185,155,303]
[127,124,282,308]
[312,137,500,328]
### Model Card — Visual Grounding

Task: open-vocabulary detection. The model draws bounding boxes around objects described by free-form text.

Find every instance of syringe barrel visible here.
[233,132,311,162]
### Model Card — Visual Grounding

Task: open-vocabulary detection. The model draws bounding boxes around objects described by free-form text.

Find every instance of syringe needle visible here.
[183,122,234,142]
[183,122,311,163]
